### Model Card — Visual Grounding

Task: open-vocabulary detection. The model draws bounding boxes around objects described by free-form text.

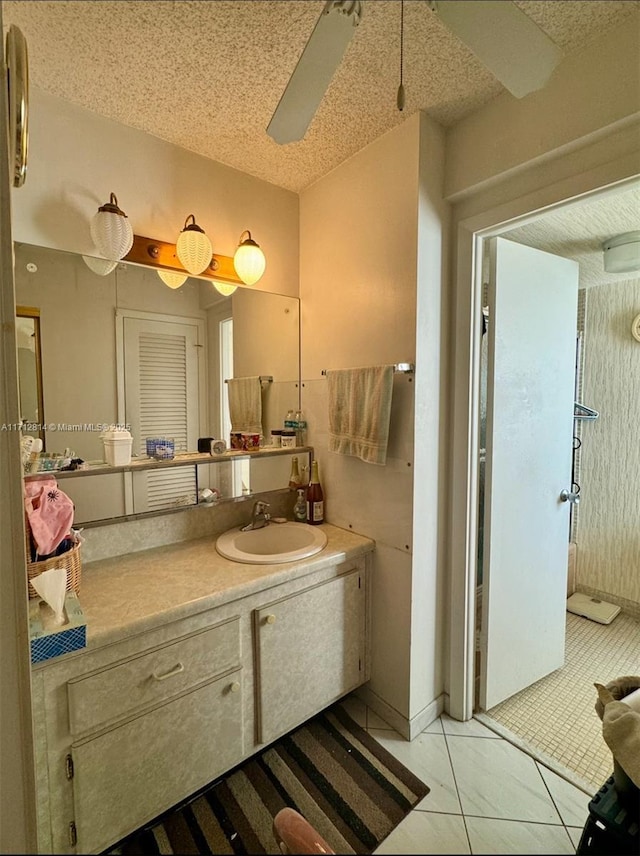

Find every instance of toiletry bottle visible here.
[288,455,301,490]
[294,488,307,522]
[295,409,307,446]
[306,460,324,525]
[284,409,296,431]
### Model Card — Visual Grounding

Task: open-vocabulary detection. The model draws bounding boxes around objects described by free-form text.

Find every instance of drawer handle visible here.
[151,662,185,681]
[230,681,241,694]
[265,614,277,625]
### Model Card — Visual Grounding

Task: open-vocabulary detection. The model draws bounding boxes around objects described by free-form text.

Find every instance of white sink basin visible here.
[215,521,327,564]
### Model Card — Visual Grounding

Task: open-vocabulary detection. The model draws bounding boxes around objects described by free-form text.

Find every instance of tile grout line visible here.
[441,728,474,854]
[534,759,580,853]
[533,756,568,827]
[475,712,594,796]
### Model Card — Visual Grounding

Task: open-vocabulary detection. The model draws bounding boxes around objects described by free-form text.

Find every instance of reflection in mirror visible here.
[16,306,45,448]
[14,242,302,524]
[54,450,311,527]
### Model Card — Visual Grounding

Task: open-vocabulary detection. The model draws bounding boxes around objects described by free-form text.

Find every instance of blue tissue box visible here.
[29,592,87,664]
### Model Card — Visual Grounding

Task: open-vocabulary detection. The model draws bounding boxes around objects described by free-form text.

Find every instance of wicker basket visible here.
[25,520,82,600]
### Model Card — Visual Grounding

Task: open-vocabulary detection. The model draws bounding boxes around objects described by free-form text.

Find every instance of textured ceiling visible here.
[3,0,639,192]
[502,184,640,288]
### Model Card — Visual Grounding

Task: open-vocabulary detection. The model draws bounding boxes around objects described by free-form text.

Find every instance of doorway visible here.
[448,171,640,792]
[470,181,640,791]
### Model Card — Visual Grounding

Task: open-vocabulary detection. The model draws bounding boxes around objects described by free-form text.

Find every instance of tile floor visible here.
[485,610,639,791]
[341,696,593,855]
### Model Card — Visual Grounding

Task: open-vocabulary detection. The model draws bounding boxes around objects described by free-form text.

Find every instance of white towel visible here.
[227,377,262,434]
[327,365,394,465]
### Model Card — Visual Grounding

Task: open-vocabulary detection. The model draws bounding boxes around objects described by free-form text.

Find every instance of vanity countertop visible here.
[66,523,373,652]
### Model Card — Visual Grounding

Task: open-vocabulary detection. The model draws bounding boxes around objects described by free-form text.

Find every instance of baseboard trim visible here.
[355,686,444,741]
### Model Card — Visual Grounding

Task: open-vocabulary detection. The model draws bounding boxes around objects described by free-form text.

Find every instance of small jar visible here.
[230,432,243,450]
[281,430,296,448]
[242,432,261,451]
[270,429,283,447]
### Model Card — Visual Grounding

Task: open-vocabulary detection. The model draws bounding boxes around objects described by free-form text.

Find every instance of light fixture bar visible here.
[123,234,244,285]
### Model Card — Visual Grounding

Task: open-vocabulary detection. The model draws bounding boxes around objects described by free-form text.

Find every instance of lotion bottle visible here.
[294,489,307,522]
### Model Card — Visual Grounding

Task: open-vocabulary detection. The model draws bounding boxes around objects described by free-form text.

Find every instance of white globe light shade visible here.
[213,281,237,297]
[176,215,212,275]
[157,270,187,289]
[82,255,118,276]
[90,193,134,260]
[233,231,266,286]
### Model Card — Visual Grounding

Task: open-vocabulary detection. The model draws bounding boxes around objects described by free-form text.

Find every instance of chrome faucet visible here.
[240,500,271,531]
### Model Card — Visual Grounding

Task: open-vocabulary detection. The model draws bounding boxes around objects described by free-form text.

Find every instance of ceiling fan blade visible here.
[429,0,563,98]
[267,1,362,145]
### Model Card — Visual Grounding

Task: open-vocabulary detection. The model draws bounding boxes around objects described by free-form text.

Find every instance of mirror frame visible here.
[16,305,45,449]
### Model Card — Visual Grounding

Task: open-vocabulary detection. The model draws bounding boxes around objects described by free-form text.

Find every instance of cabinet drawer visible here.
[73,669,244,855]
[68,616,240,735]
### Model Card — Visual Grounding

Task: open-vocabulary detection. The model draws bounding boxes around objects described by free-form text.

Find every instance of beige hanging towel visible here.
[228,376,263,434]
[327,365,394,465]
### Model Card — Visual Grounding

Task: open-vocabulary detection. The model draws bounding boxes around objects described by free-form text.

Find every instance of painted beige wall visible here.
[445,14,640,201]
[578,276,640,608]
[11,87,299,298]
[300,112,449,730]
[410,113,450,719]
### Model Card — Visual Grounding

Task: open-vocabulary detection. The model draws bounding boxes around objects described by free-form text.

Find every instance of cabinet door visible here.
[255,569,365,744]
[72,670,243,855]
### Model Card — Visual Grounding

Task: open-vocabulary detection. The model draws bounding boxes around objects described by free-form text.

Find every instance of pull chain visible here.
[397,0,405,111]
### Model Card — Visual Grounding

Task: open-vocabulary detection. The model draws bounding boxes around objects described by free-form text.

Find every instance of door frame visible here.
[447,153,640,722]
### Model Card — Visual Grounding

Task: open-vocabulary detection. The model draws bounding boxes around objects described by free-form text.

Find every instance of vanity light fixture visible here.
[233,230,266,286]
[176,214,213,275]
[213,281,237,297]
[82,255,117,276]
[602,231,640,274]
[90,193,134,260]
[157,270,188,289]
[122,234,245,289]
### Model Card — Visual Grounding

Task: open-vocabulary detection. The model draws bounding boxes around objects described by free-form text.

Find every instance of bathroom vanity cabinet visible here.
[30,526,372,855]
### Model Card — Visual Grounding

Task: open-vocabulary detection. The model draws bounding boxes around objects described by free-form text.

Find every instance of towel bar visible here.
[321,363,414,375]
[224,376,273,385]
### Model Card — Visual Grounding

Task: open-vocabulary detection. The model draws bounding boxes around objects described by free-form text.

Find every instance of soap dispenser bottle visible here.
[294,489,307,522]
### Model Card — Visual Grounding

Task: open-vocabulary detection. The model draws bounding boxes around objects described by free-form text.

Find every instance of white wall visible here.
[445,14,640,202]
[300,113,449,735]
[410,114,450,721]
[11,87,300,298]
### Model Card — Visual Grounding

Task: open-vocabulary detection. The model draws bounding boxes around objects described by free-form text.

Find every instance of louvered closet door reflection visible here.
[123,317,200,513]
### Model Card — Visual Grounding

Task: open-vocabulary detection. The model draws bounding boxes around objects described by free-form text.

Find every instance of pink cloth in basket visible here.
[24,476,75,556]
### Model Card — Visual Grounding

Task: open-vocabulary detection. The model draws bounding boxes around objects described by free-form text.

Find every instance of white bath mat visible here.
[566,592,621,625]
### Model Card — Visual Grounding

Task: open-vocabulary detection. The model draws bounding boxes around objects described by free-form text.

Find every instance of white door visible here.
[480,237,579,710]
[120,313,203,513]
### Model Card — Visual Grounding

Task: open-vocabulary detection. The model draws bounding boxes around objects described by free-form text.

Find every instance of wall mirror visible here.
[15,242,303,525]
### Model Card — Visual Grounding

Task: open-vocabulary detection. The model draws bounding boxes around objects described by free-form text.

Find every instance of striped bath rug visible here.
[107,703,429,854]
